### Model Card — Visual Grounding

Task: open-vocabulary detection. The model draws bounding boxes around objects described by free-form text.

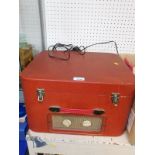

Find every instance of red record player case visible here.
[21,51,134,136]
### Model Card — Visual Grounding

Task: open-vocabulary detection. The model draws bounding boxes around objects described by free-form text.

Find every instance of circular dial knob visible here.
[62,119,72,127]
[82,120,92,127]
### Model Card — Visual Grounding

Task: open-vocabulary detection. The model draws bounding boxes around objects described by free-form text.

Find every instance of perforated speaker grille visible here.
[51,114,103,132]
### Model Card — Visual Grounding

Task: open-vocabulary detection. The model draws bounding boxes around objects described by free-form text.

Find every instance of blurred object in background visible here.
[19,103,28,155]
[19,44,33,71]
[120,53,135,145]
[19,33,27,48]
[127,101,135,145]
[120,53,135,73]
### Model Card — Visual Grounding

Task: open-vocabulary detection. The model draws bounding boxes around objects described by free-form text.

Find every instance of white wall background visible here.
[19,0,43,54]
[19,0,135,54]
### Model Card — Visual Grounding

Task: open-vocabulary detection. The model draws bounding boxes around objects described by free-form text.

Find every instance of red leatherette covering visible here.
[21,51,135,136]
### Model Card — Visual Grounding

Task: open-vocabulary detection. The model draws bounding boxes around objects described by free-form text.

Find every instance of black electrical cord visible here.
[48,41,119,60]
[48,43,71,60]
[83,41,118,55]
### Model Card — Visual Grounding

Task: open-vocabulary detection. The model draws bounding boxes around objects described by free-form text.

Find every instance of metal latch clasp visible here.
[37,88,45,102]
[111,93,120,106]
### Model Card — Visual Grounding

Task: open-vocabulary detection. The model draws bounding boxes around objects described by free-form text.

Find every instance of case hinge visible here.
[111,93,120,106]
[37,88,45,102]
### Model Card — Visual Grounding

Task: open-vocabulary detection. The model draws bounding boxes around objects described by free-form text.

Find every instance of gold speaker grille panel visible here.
[51,114,103,132]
